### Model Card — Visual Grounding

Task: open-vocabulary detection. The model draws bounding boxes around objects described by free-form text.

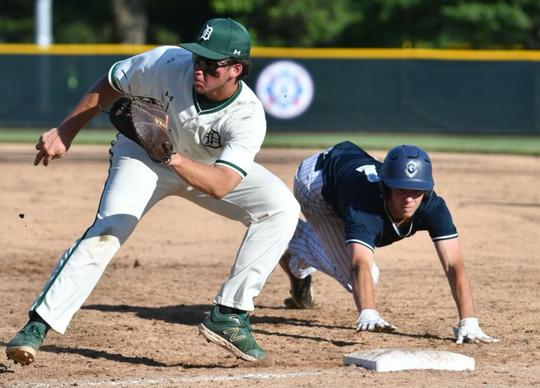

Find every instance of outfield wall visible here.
[1,45,539,134]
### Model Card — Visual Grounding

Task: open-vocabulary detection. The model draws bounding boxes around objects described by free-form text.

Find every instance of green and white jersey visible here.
[107,46,266,178]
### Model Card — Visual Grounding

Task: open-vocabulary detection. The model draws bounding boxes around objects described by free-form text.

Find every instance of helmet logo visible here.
[405,161,418,178]
[200,25,213,41]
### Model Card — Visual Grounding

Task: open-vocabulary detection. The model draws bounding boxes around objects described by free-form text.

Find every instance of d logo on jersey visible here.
[200,25,213,41]
[202,129,222,149]
[405,161,418,178]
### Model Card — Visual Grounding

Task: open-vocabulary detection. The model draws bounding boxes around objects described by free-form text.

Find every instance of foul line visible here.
[13,370,323,387]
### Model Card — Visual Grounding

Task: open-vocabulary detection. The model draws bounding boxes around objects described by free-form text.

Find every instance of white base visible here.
[343,348,475,372]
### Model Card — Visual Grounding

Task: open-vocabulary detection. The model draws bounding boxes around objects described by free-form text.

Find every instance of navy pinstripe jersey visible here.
[320,141,458,251]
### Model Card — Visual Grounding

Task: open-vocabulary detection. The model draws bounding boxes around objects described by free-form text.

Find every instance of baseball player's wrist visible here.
[458,317,478,326]
[358,309,379,320]
[56,124,79,145]
[167,153,183,167]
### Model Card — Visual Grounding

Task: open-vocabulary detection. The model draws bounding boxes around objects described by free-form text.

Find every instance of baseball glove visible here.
[109,96,175,164]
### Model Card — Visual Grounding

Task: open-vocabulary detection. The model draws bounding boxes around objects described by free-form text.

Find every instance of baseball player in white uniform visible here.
[6,18,299,364]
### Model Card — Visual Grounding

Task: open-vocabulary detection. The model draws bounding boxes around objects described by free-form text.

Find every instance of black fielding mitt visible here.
[109,96,175,164]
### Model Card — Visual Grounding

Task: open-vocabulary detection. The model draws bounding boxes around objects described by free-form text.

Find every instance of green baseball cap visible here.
[180,18,251,60]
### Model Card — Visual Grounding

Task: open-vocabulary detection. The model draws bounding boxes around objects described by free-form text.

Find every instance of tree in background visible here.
[0,0,35,43]
[112,0,147,44]
[218,0,540,49]
[440,1,540,49]
[210,0,360,47]
[0,0,539,49]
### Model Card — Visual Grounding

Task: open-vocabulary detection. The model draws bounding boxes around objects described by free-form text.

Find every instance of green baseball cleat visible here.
[199,306,267,362]
[6,321,49,365]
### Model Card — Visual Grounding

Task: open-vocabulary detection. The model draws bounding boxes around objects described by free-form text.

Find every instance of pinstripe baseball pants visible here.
[287,151,379,292]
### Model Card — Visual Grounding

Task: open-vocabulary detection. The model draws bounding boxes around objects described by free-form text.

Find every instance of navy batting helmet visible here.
[379,145,434,191]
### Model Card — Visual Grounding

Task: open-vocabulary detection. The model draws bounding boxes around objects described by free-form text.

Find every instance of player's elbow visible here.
[443,255,465,275]
[208,184,235,199]
[351,256,371,274]
[210,166,242,199]
[209,189,227,200]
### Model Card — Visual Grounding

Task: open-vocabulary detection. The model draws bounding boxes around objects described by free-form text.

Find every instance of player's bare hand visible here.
[356,309,397,332]
[453,317,500,344]
[34,128,69,166]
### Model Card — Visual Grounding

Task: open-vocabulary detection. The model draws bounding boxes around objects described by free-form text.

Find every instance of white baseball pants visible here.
[287,151,379,292]
[32,135,299,334]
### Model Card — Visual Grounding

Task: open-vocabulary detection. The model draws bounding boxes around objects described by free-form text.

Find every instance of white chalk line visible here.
[13,370,323,387]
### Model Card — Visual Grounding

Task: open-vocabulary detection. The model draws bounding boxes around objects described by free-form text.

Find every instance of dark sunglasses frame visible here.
[192,55,232,77]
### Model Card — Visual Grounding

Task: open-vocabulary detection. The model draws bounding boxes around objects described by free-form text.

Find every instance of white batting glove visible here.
[356,309,397,332]
[453,317,500,344]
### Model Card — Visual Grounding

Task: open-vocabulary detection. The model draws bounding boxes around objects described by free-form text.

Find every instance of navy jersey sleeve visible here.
[422,195,458,241]
[344,207,382,252]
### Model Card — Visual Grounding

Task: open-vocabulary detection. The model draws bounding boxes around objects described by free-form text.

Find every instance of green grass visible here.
[263,132,540,155]
[0,129,117,144]
[1,129,538,155]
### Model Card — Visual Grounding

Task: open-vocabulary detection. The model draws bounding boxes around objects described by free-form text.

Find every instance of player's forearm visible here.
[168,154,240,199]
[351,261,376,312]
[446,264,475,320]
[58,76,119,141]
[434,239,475,320]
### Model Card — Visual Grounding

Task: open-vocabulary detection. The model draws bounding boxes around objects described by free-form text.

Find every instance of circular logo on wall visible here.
[255,60,315,119]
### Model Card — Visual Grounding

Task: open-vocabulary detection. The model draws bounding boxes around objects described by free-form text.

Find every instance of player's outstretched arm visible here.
[434,238,499,344]
[350,243,396,332]
[34,75,120,166]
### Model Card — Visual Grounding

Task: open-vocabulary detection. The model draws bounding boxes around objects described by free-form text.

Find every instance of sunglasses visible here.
[192,55,232,77]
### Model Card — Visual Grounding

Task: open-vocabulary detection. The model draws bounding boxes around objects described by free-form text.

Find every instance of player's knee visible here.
[274,197,301,236]
[87,213,139,243]
[286,196,301,217]
[276,193,300,221]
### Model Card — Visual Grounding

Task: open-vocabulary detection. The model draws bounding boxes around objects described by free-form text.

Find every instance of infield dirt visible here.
[1,144,538,387]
